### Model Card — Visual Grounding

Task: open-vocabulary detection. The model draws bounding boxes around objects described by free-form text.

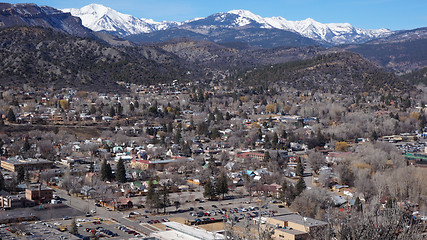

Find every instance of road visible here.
[54,188,152,236]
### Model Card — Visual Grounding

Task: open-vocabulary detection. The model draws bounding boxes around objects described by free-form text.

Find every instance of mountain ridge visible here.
[62,4,393,45]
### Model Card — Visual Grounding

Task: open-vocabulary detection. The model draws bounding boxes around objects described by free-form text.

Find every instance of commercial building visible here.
[267,214,327,240]
[151,221,225,240]
[25,185,53,204]
[1,157,53,172]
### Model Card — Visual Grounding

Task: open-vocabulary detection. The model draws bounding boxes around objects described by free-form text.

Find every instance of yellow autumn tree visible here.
[335,142,349,152]
[59,99,69,110]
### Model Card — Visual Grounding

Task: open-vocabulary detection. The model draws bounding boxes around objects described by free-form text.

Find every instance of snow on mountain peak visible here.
[62,4,180,36]
[63,5,393,45]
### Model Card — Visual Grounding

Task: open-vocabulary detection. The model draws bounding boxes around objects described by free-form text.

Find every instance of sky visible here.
[7,0,427,30]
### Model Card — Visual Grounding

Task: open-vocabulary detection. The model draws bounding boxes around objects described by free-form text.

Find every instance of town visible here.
[0,80,426,240]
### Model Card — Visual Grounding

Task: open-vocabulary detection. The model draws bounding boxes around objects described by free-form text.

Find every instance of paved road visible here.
[54,189,150,236]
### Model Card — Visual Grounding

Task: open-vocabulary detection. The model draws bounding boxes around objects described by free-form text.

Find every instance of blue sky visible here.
[8,0,427,30]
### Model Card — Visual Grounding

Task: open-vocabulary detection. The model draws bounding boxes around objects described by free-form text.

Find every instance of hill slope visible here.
[344,28,427,73]
[228,52,411,94]
[0,27,187,92]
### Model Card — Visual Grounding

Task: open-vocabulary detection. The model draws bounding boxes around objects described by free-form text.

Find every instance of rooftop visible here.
[162,222,225,240]
[271,214,328,227]
[2,157,51,165]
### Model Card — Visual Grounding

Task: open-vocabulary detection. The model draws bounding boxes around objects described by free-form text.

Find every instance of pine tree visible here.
[89,105,96,115]
[296,159,304,177]
[354,197,362,212]
[216,172,229,199]
[146,179,156,209]
[295,177,306,196]
[109,106,116,117]
[25,171,30,183]
[70,218,78,235]
[160,185,170,214]
[280,180,288,203]
[0,172,4,191]
[272,132,278,149]
[116,103,123,116]
[203,178,216,200]
[129,103,135,112]
[115,158,126,183]
[23,138,31,152]
[101,159,109,181]
[263,151,271,162]
[7,108,16,123]
[106,163,113,181]
[17,166,25,183]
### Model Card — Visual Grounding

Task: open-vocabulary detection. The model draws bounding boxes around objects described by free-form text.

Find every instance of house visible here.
[142,180,159,189]
[326,152,351,164]
[114,197,133,210]
[81,186,96,197]
[130,181,145,191]
[237,152,265,161]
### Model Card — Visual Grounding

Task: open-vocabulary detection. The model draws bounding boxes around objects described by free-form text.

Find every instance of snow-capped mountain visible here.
[201,10,393,45]
[62,4,393,45]
[62,4,180,36]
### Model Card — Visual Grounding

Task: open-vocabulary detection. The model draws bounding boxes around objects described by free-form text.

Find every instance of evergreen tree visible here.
[25,171,30,183]
[115,158,126,183]
[89,105,96,115]
[167,122,173,133]
[264,134,271,149]
[109,106,116,117]
[7,108,16,123]
[174,129,181,143]
[160,185,170,214]
[129,103,135,112]
[117,103,123,115]
[263,151,271,162]
[0,172,4,191]
[17,166,25,183]
[106,163,113,181]
[272,132,278,149]
[203,178,217,200]
[216,172,229,199]
[280,180,288,203]
[70,218,78,235]
[354,197,362,212]
[225,112,231,120]
[296,159,304,177]
[89,162,94,173]
[281,129,288,139]
[146,179,156,209]
[23,138,31,152]
[295,177,306,196]
[101,158,110,181]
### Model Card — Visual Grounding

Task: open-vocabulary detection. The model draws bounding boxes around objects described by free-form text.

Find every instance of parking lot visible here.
[124,195,290,229]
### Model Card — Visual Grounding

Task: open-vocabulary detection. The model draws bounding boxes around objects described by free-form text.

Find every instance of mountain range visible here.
[0,2,425,91]
[62,4,393,46]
